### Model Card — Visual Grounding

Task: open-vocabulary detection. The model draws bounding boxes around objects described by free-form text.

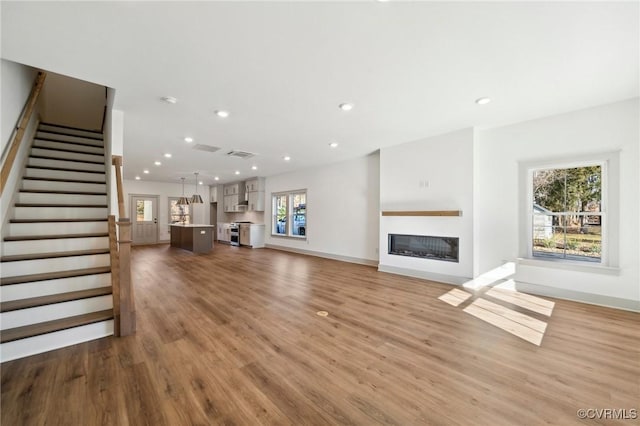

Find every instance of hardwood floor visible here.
[2,244,638,425]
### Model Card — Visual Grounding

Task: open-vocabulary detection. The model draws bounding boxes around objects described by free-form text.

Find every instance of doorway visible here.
[131,195,159,245]
[210,202,218,241]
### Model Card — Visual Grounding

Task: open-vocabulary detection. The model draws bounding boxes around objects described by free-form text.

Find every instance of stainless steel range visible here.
[229,223,240,246]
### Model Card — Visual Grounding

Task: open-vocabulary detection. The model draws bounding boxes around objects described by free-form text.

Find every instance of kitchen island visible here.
[169,224,215,254]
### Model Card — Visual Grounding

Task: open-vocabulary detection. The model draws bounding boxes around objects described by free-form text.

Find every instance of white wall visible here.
[264,153,380,263]
[1,59,38,155]
[39,72,105,131]
[379,128,474,283]
[475,99,639,306]
[123,179,210,242]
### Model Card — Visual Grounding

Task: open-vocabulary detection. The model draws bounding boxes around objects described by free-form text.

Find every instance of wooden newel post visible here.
[117,218,136,336]
[110,155,136,336]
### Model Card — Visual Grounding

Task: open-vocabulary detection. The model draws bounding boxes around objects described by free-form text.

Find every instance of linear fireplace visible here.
[388,234,459,263]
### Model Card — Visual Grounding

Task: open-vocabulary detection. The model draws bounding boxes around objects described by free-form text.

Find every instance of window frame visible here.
[168,197,191,224]
[519,151,619,269]
[271,189,307,239]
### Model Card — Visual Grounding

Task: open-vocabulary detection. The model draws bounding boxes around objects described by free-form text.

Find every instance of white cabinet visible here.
[239,224,265,248]
[245,178,265,193]
[218,223,232,242]
[209,185,218,203]
[223,182,246,212]
[245,177,265,212]
[248,191,265,212]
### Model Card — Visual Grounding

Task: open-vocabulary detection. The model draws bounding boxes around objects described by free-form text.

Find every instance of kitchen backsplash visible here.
[223,210,265,224]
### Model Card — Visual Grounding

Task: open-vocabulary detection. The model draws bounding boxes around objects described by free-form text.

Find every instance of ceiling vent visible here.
[192,144,221,153]
[227,150,255,159]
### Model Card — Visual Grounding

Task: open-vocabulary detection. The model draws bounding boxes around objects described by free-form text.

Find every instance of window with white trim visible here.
[272,190,306,238]
[529,163,604,263]
[169,197,190,224]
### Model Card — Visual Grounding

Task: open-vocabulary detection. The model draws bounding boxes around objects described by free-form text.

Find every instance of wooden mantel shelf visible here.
[381,210,462,217]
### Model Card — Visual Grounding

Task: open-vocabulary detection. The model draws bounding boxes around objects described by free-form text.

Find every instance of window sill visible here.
[271,234,307,241]
[517,257,620,276]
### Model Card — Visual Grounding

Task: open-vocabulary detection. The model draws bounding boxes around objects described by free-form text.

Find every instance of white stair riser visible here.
[38,125,103,140]
[1,273,111,302]
[9,221,108,236]
[28,157,105,172]
[36,131,103,147]
[0,295,113,330]
[2,236,109,256]
[0,320,113,363]
[31,148,104,164]
[1,254,110,277]
[25,168,105,182]
[23,180,106,193]
[13,206,108,220]
[18,192,107,205]
[33,139,104,155]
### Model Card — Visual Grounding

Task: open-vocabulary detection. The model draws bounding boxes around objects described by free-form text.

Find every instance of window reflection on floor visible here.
[438,263,555,346]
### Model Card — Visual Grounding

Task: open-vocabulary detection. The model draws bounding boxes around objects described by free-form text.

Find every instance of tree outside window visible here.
[532,165,602,262]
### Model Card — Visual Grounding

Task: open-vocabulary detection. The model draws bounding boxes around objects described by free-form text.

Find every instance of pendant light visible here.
[191,172,203,204]
[178,177,190,205]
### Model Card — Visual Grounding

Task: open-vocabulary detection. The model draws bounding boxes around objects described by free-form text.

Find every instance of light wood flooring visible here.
[2,244,639,425]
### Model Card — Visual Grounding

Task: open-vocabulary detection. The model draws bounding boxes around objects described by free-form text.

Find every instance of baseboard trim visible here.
[265,244,378,267]
[377,264,471,285]
[511,281,640,312]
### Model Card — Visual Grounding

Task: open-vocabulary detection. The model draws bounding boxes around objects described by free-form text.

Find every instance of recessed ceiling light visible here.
[164,153,172,158]
[283,156,291,161]
[329,142,339,148]
[184,137,193,143]
[235,170,240,175]
[199,181,203,185]
[135,176,141,180]
[251,165,258,170]
[143,169,149,174]
[154,161,161,166]
[339,103,354,111]
[475,97,491,105]
[214,176,220,181]
[161,96,177,104]
[215,110,229,118]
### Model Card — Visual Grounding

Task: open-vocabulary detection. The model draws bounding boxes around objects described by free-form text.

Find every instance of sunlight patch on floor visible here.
[438,288,472,307]
[462,262,515,290]
[487,281,555,317]
[438,263,555,346]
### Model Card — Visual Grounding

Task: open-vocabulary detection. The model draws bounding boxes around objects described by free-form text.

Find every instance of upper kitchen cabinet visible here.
[245,177,265,212]
[245,178,265,193]
[210,185,218,203]
[223,183,243,196]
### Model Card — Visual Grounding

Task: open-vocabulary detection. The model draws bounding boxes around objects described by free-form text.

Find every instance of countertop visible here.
[169,224,215,227]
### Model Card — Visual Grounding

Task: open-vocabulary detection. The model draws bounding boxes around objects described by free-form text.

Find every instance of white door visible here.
[131,195,158,244]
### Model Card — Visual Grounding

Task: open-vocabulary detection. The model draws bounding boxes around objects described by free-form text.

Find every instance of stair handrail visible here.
[110,155,135,336]
[0,71,47,195]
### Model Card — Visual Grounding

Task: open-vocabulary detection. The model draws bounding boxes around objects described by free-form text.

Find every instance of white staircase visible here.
[1,123,114,362]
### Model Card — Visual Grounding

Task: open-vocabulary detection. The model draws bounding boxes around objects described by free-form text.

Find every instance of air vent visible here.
[227,150,255,159]
[192,144,221,153]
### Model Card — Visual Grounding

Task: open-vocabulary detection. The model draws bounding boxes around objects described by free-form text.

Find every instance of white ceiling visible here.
[2,1,638,185]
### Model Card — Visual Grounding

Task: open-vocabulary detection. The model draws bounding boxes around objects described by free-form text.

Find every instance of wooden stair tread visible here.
[10,218,107,223]
[26,165,106,174]
[0,266,111,286]
[1,287,113,313]
[39,122,103,136]
[30,155,105,165]
[20,189,107,195]
[32,145,105,156]
[33,137,104,148]
[4,232,109,242]
[14,203,108,208]
[1,248,110,262]
[0,309,113,343]
[23,176,106,184]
